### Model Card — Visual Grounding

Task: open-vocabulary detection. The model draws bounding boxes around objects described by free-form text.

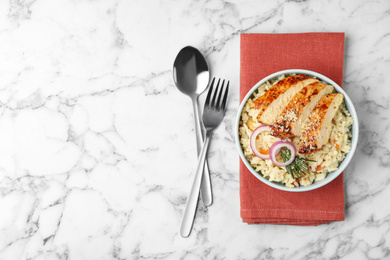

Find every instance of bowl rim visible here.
[235,69,359,192]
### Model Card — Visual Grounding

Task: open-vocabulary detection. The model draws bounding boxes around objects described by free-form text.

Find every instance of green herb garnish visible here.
[281,147,316,179]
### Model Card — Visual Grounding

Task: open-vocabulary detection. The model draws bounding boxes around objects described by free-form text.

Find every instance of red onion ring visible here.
[269,140,296,167]
[250,125,280,160]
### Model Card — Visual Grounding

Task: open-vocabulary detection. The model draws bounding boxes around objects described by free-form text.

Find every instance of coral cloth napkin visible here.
[240,33,345,225]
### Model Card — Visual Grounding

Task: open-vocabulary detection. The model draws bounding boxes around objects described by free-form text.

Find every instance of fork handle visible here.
[180,132,211,238]
[192,99,213,206]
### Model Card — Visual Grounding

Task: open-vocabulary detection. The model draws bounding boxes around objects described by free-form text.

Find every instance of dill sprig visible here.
[280,147,316,179]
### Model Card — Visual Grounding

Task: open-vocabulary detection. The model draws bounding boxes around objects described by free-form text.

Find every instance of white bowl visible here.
[235,69,359,192]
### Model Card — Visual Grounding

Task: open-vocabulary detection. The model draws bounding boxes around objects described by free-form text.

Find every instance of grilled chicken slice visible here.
[254,75,318,125]
[299,93,344,154]
[271,82,334,138]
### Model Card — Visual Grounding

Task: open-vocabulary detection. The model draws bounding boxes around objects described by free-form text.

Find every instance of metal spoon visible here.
[173,46,212,206]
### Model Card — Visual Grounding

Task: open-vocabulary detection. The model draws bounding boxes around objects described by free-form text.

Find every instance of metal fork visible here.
[180,78,229,238]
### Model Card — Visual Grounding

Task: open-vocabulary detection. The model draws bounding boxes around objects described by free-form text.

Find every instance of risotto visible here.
[239,75,353,188]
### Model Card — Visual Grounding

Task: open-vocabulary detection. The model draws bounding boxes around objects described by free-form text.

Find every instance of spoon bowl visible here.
[173,46,210,97]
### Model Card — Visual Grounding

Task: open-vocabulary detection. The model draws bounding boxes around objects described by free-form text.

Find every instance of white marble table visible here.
[0,0,389,259]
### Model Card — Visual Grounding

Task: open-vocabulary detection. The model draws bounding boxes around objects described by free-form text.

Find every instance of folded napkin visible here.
[240,33,345,225]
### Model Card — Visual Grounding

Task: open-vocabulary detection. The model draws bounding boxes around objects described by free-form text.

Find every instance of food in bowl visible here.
[239,74,353,188]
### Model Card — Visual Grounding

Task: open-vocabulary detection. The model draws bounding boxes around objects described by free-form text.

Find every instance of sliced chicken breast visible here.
[271,82,334,138]
[299,93,344,154]
[254,75,318,125]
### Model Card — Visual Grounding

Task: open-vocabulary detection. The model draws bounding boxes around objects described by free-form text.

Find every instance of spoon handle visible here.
[192,99,213,206]
[180,132,212,237]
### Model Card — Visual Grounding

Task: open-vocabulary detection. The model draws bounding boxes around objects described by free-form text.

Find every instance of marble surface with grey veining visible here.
[0,0,390,259]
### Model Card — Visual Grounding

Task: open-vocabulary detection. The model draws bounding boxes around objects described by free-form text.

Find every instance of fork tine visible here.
[211,78,221,108]
[205,77,215,107]
[215,79,225,110]
[221,81,229,111]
